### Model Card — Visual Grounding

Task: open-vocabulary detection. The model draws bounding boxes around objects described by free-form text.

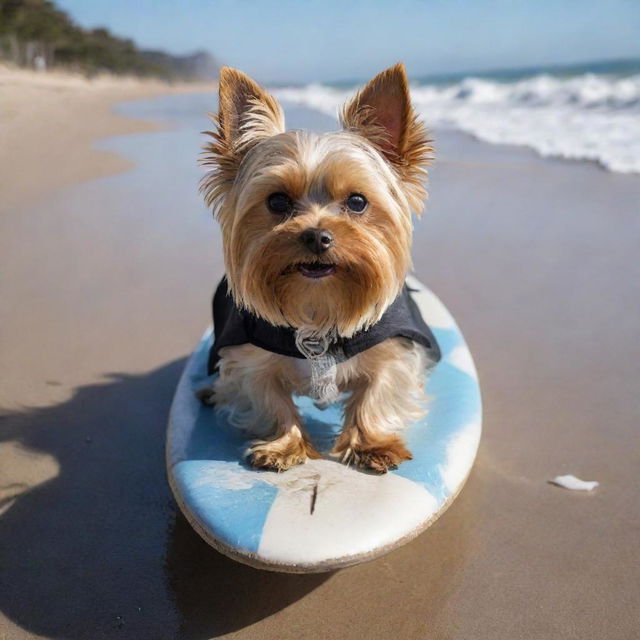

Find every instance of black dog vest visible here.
[207,277,441,374]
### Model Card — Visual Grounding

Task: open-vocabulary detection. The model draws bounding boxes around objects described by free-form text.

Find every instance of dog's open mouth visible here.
[297,262,337,279]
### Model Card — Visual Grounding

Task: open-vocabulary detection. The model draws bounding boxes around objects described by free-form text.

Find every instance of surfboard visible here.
[166,275,482,573]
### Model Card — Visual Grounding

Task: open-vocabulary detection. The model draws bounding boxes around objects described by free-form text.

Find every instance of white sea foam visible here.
[273,73,640,174]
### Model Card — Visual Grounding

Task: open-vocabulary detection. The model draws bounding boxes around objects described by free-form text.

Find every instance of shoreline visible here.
[2,61,632,214]
[429,125,640,178]
[0,66,215,208]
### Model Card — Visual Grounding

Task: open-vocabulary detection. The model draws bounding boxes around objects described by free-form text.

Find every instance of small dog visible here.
[198,63,439,473]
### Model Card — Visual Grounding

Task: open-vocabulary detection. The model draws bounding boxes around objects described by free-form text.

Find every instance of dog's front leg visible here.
[332,389,413,473]
[332,339,426,473]
[199,346,320,471]
[246,371,321,471]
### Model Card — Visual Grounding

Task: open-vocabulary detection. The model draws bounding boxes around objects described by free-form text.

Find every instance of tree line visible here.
[0,0,217,80]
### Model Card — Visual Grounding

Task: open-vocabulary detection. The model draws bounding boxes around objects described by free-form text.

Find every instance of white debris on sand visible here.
[550,474,599,491]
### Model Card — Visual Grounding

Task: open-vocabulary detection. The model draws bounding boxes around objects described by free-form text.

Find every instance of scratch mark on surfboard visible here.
[310,481,319,514]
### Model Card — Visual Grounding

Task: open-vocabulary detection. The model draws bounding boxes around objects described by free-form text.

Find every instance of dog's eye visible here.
[267,192,293,215]
[346,193,368,213]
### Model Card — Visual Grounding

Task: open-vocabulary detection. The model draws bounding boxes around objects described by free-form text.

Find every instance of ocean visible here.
[272,59,640,174]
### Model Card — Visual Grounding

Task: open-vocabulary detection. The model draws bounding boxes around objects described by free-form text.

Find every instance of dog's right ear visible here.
[202,67,285,207]
[217,67,285,151]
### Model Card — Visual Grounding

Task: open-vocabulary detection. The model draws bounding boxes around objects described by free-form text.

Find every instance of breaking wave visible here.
[273,72,640,174]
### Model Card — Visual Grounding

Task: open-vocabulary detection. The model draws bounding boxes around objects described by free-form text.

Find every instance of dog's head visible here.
[202,64,432,337]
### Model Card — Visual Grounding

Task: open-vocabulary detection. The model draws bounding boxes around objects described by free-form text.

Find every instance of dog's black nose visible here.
[300,228,333,254]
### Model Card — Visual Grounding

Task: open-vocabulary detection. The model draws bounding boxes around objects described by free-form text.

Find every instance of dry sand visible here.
[0,65,213,208]
[1,78,639,640]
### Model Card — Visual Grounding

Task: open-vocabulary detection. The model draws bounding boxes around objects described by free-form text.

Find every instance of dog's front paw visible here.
[333,434,412,474]
[354,442,412,473]
[248,435,321,472]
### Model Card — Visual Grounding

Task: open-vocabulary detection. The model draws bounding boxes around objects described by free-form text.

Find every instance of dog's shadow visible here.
[0,360,332,640]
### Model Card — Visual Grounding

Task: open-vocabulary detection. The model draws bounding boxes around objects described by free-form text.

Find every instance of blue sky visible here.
[57,0,640,83]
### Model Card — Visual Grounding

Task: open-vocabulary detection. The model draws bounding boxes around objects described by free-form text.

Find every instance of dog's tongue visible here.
[298,263,336,279]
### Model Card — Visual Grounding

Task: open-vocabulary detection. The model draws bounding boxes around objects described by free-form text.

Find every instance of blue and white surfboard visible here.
[166,276,482,572]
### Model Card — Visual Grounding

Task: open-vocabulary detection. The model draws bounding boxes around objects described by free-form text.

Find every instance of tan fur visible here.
[201,66,285,210]
[199,64,434,472]
[213,338,428,472]
[340,63,433,214]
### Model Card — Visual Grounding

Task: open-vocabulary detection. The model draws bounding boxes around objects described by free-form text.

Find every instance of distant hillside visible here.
[0,0,218,80]
[139,50,219,81]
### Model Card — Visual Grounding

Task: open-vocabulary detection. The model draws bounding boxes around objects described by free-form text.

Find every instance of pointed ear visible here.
[217,66,285,150]
[201,67,285,208]
[341,64,432,211]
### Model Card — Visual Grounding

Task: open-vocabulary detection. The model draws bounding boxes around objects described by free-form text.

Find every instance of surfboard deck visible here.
[166,275,482,573]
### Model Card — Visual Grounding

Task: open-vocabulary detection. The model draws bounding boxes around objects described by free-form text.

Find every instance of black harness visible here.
[208,277,441,374]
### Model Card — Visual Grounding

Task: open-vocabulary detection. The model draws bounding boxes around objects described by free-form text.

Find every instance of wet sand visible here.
[1,93,639,639]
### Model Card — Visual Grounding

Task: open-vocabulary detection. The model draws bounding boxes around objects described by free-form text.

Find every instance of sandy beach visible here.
[0,66,213,208]
[1,78,639,640]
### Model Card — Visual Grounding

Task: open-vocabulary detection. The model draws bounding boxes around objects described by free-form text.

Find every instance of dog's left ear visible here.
[341,63,432,212]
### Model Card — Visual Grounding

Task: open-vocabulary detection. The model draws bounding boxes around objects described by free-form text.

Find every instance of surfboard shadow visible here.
[0,359,331,640]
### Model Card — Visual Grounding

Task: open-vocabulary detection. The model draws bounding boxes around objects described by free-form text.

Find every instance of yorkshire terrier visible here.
[198,63,440,473]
